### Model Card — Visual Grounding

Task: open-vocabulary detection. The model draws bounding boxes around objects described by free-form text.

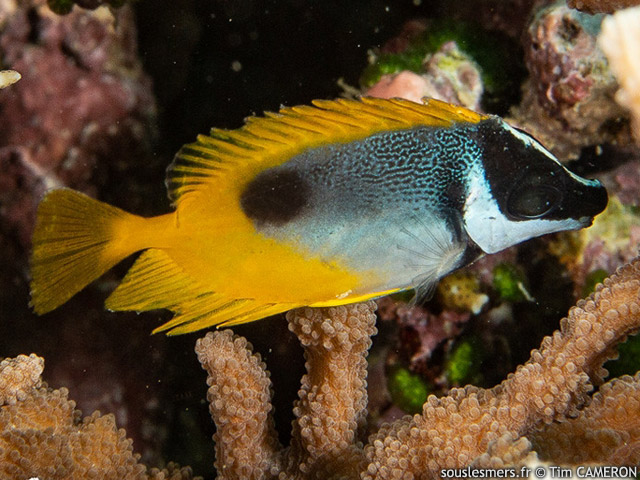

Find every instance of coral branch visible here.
[503,256,640,421]
[195,330,281,480]
[196,256,640,478]
[364,257,640,477]
[0,354,196,479]
[4,258,640,477]
[283,302,377,478]
[0,354,43,405]
[530,372,640,464]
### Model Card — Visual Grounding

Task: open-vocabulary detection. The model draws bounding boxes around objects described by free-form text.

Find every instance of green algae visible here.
[582,269,608,297]
[388,366,432,414]
[493,262,532,303]
[605,334,640,379]
[444,336,484,386]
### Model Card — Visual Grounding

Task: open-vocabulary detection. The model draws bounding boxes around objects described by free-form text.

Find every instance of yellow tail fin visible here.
[30,189,144,314]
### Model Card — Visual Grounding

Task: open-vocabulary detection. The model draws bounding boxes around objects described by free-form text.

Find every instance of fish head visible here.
[462,117,608,254]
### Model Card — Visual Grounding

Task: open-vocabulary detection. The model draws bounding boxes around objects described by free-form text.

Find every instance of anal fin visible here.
[106,249,297,335]
[155,300,293,335]
[105,249,199,312]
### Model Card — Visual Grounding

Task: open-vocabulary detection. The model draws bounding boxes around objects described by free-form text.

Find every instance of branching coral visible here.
[530,372,640,464]
[197,257,640,478]
[195,331,281,479]
[196,302,377,479]
[0,354,43,405]
[0,354,197,479]
[2,258,639,478]
[366,257,640,475]
[3,259,638,479]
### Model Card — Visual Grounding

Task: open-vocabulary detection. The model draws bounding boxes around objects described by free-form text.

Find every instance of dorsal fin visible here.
[166,97,488,205]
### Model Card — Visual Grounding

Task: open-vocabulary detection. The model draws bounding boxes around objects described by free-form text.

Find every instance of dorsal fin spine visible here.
[198,141,253,158]
[225,130,277,149]
[240,121,295,144]
[264,115,328,136]
[288,107,366,130]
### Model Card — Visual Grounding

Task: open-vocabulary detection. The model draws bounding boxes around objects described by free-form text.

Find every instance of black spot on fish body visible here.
[241,169,311,225]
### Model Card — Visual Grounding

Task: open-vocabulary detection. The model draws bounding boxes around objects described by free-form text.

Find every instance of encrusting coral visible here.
[196,256,640,478]
[0,0,157,246]
[0,354,197,480]
[513,2,631,161]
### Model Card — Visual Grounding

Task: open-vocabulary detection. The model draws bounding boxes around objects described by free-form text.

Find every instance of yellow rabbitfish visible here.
[30,97,607,334]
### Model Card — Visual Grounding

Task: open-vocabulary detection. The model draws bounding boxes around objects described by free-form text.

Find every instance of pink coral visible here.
[513,2,632,159]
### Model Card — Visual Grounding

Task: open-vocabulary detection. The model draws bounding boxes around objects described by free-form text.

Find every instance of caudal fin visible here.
[30,189,143,314]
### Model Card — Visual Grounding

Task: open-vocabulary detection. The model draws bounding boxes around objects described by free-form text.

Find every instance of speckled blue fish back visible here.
[285,123,482,219]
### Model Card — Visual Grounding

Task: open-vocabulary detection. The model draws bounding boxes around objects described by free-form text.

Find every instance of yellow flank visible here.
[29,97,488,334]
[165,178,366,303]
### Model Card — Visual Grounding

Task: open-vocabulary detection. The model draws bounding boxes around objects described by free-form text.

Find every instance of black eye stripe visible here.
[474,119,607,223]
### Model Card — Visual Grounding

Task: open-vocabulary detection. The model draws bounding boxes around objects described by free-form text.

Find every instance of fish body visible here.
[29,98,607,334]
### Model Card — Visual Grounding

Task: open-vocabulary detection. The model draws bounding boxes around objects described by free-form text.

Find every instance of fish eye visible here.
[507,184,561,219]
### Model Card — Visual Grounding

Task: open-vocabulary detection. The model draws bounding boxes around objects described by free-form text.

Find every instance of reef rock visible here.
[0,0,156,248]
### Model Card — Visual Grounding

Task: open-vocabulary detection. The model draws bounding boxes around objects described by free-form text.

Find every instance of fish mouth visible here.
[577,215,596,228]
[567,178,608,224]
[584,180,609,218]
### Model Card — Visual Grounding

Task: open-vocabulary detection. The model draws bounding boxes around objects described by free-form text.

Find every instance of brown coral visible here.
[196,302,377,479]
[366,257,640,475]
[196,257,640,478]
[3,259,640,477]
[0,353,43,405]
[283,303,376,477]
[195,330,280,479]
[0,353,197,480]
[531,372,640,464]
